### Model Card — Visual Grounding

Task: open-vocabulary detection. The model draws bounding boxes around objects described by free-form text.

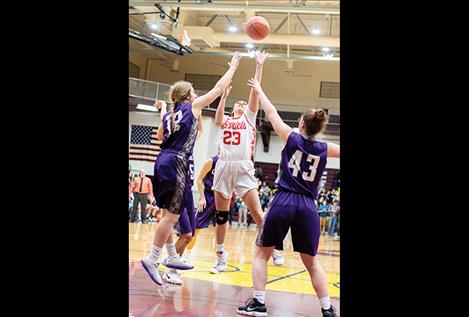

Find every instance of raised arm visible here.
[192,52,241,115]
[196,114,204,142]
[214,85,231,127]
[247,77,292,144]
[248,51,269,113]
[196,158,214,212]
[327,142,340,158]
[155,100,167,140]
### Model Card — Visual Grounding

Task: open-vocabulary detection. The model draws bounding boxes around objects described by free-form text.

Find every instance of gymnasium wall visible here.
[129,111,339,180]
[129,53,339,114]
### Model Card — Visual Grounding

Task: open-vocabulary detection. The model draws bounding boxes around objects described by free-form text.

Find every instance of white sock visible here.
[149,245,162,263]
[165,242,178,258]
[253,290,265,304]
[319,296,331,310]
[216,244,225,253]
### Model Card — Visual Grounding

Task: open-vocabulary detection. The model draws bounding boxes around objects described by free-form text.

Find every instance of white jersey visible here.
[218,108,257,161]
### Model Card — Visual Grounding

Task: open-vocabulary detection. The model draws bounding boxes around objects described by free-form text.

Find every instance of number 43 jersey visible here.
[277,132,328,200]
[218,108,257,161]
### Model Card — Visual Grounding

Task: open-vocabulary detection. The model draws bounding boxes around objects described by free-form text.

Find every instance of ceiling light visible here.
[228,26,238,32]
[245,43,254,49]
[137,104,157,112]
[150,23,159,30]
[321,47,330,52]
[311,29,320,35]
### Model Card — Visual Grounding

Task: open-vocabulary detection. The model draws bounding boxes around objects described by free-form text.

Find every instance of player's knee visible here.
[216,211,229,225]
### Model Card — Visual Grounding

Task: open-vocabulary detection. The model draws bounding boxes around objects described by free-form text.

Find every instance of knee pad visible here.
[216,211,229,225]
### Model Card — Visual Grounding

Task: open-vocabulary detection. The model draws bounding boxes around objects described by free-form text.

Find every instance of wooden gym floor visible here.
[129,222,340,316]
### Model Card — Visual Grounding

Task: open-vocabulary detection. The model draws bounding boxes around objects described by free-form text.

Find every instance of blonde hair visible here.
[302,108,328,137]
[167,81,193,133]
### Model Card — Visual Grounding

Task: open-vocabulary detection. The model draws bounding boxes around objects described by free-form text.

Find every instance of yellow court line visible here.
[131,259,340,298]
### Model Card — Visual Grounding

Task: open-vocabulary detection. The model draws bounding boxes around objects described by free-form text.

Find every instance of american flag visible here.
[129,125,161,162]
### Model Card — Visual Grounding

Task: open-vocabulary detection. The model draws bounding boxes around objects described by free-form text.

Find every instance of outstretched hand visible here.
[247,77,262,94]
[227,51,241,69]
[255,51,269,65]
[155,100,167,111]
[222,85,232,98]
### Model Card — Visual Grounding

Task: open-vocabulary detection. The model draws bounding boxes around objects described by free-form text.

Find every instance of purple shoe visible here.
[140,257,163,285]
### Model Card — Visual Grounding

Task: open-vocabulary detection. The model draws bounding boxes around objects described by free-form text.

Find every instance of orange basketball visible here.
[245,16,270,40]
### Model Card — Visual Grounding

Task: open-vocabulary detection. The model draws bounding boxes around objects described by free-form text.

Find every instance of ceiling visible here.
[129,0,340,60]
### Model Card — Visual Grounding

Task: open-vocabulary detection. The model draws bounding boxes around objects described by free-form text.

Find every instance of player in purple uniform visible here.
[140,52,242,286]
[237,77,340,317]
[162,154,199,285]
[156,99,203,285]
[182,154,219,261]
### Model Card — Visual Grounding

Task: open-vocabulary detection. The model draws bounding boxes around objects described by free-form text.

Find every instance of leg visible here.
[140,210,180,285]
[132,194,140,221]
[214,191,231,245]
[210,191,231,273]
[176,233,192,256]
[186,228,201,251]
[300,252,337,314]
[252,246,275,291]
[153,210,180,247]
[140,195,148,222]
[241,189,264,227]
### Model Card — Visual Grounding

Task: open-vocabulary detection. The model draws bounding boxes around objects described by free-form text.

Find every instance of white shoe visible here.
[162,256,194,270]
[140,256,163,285]
[182,251,192,265]
[272,249,285,266]
[163,269,182,285]
[210,251,228,274]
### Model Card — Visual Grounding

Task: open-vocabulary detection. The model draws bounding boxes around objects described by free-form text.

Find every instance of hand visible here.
[221,85,232,98]
[247,77,262,94]
[155,100,167,111]
[255,51,269,66]
[227,51,241,69]
[197,198,206,212]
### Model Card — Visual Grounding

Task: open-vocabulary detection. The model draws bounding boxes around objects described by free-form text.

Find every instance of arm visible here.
[129,181,135,199]
[195,114,204,142]
[327,142,340,158]
[155,100,167,140]
[214,85,231,127]
[192,52,241,113]
[147,178,153,201]
[247,77,292,144]
[196,158,214,212]
[248,51,269,113]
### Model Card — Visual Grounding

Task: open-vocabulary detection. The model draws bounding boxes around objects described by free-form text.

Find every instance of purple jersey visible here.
[203,155,218,195]
[160,102,198,157]
[277,132,327,199]
[187,155,195,187]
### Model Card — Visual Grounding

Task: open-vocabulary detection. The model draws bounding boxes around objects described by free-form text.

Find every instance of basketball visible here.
[245,16,270,40]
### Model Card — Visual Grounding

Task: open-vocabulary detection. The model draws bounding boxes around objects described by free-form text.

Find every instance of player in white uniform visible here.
[209,51,283,273]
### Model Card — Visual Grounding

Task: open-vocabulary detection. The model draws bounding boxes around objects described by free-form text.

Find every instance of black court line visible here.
[266,269,307,284]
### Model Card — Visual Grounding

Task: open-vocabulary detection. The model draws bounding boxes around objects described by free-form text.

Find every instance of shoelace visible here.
[243,298,256,308]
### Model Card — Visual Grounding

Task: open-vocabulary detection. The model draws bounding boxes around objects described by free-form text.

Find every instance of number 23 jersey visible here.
[218,108,257,161]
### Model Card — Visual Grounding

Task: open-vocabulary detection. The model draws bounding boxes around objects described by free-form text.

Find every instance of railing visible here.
[129,77,207,102]
[129,77,339,135]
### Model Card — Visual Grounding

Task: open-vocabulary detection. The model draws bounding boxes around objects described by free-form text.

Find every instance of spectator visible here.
[327,189,336,204]
[129,169,153,223]
[327,200,339,236]
[238,200,248,227]
[318,201,329,234]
